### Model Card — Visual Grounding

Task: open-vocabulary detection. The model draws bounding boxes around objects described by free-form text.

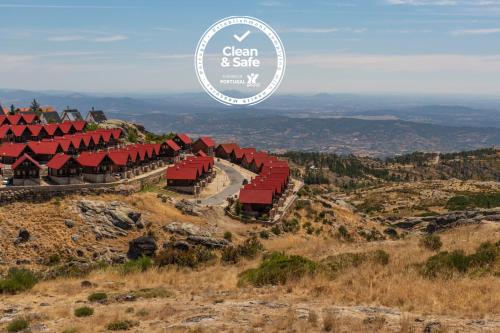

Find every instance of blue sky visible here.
[1,0,500,95]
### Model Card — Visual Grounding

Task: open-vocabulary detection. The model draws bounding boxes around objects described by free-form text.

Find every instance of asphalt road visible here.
[198,161,247,206]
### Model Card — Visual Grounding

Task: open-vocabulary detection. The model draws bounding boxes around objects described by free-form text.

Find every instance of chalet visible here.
[12,154,41,186]
[86,108,107,123]
[0,115,7,126]
[72,120,87,132]
[77,151,115,183]
[239,188,274,215]
[0,142,26,164]
[27,124,49,141]
[20,113,39,125]
[241,151,267,170]
[46,154,83,184]
[230,147,256,164]
[161,139,181,162]
[197,150,207,157]
[59,122,75,135]
[6,115,22,125]
[192,136,215,156]
[0,125,14,143]
[27,141,63,163]
[215,143,239,160]
[250,155,278,173]
[166,165,200,193]
[40,111,60,124]
[107,150,133,178]
[61,108,83,122]
[53,138,77,155]
[44,124,64,138]
[173,133,192,152]
[11,125,31,142]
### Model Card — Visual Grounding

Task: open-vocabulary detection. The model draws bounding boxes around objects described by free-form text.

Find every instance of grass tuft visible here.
[0,268,38,294]
[74,306,94,317]
[6,317,29,332]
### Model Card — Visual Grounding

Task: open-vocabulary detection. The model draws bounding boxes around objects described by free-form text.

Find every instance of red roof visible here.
[58,122,74,134]
[166,165,199,180]
[63,135,84,149]
[217,143,239,155]
[27,124,44,136]
[53,138,74,152]
[6,115,22,125]
[27,141,61,155]
[0,143,26,158]
[71,120,87,132]
[110,128,122,140]
[0,125,12,139]
[77,151,107,167]
[0,115,7,126]
[98,130,112,143]
[21,114,38,124]
[12,153,41,170]
[239,189,274,205]
[46,153,78,170]
[80,134,93,146]
[233,147,256,159]
[176,133,192,145]
[44,124,60,136]
[197,150,207,157]
[11,125,28,137]
[107,151,130,166]
[198,136,215,148]
[90,132,102,144]
[165,139,180,152]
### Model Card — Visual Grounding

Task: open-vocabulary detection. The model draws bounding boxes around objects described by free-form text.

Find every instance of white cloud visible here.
[47,35,85,42]
[91,35,128,42]
[451,28,500,35]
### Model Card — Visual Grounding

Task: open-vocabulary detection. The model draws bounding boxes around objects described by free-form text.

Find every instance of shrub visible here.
[88,292,107,302]
[282,218,300,233]
[259,230,270,239]
[74,306,94,317]
[6,317,29,332]
[107,320,135,331]
[0,268,38,294]
[223,231,233,242]
[420,241,499,278]
[337,225,353,242]
[322,250,390,275]
[420,234,443,251]
[237,236,264,259]
[221,246,240,264]
[155,246,215,268]
[238,252,318,286]
[372,249,390,265]
[271,225,281,235]
[120,256,153,275]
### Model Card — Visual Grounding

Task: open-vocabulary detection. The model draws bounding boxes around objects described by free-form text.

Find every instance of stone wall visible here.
[0,166,167,205]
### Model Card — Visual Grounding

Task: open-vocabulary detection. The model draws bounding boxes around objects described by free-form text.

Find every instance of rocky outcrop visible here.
[163,222,211,237]
[175,199,201,216]
[14,228,30,245]
[127,236,157,259]
[76,199,145,239]
[390,208,500,233]
[186,236,229,249]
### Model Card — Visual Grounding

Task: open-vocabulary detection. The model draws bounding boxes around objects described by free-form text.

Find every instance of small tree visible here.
[29,99,42,116]
[9,104,16,115]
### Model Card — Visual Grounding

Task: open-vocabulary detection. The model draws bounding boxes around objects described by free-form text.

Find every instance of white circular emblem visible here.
[195,16,286,106]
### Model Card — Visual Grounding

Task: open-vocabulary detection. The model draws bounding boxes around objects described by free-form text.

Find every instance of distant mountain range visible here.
[0,89,499,156]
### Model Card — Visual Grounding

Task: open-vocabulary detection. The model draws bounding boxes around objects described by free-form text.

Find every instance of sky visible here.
[1,0,500,95]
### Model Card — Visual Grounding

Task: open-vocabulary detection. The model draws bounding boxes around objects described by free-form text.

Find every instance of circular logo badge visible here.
[195,16,286,106]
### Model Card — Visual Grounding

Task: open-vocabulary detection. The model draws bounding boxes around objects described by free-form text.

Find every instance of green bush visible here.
[88,292,107,302]
[337,225,353,242]
[420,241,499,278]
[271,225,281,235]
[107,320,135,331]
[0,268,38,294]
[221,246,240,264]
[155,246,215,268]
[238,252,318,286]
[282,218,300,233]
[121,256,153,275]
[446,192,500,210]
[223,231,233,242]
[237,236,264,259]
[322,250,390,275]
[259,230,270,239]
[420,235,443,251]
[6,317,29,332]
[74,306,94,317]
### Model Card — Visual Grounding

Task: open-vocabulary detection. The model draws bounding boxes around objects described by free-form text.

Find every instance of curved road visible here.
[198,161,248,206]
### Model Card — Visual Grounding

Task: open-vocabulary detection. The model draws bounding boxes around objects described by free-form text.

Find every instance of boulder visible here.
[127,236,157,259]
[106,209,135,230]
[127,211,142,223]
[383,227,398,238]
[64,219,75,228]
[187,235,229,249]
[164,222,211,237]
[14,228,30,244]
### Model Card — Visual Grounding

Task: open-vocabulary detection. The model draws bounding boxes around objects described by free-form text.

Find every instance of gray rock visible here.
[17,228,30,242]
[71,234,79,242]
[187,235,229,249]
[173,241,191,251]
[127,236,157,259]
[64,219,75,228]
[164,222,211,237]
[106,209,135,230]
[127,211,141,223]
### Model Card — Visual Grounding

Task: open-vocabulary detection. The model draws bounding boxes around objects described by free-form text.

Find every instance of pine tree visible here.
[30,99,42,116]
[9,104,16,115]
